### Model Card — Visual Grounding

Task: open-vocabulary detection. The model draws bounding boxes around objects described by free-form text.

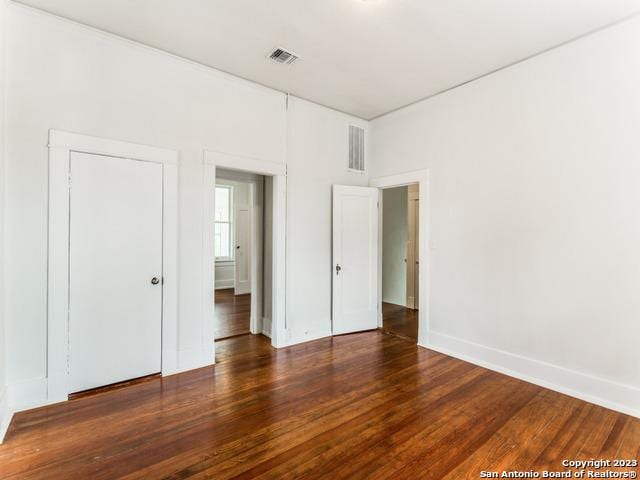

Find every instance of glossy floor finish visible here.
[382,302,418,341]
[1,332,638,479]
[215,288,251,340]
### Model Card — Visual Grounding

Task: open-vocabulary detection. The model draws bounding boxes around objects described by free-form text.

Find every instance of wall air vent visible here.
[268,47,299,65]
[348,125,365,172]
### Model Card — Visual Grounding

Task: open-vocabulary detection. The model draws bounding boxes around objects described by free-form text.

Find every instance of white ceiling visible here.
[15,0,640,119]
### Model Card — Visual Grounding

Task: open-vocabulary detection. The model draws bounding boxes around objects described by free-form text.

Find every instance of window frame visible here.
[214,184,234,262]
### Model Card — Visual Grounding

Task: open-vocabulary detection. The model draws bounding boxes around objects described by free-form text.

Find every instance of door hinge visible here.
[68,173,72,187]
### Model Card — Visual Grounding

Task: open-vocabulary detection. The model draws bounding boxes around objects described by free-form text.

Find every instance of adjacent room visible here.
[381,184,419,342]
[0,0,638,478]
[211,167,274,363]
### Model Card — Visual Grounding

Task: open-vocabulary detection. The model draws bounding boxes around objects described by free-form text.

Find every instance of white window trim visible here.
[214,184,235,262]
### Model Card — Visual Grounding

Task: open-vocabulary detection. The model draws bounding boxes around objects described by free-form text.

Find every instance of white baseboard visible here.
[4,347,217,421]
[164,344,215,377]
[0,386,12,444]
[261,317,272,338]
[8,377,48,412]
[285,328,332,348]
[4,377,63,430]
[201,342,215,366]
[424,331,640,419]
[381,299,407,308]
[215,281,234,290]
[261,327,272,339]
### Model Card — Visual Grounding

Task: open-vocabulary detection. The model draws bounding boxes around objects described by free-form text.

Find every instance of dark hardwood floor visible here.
[382,302,418,341]
[215,288,251,340]
[0,331,638,479]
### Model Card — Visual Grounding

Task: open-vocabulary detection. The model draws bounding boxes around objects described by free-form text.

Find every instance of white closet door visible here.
[332,185,379,335]
[69,152,163,393]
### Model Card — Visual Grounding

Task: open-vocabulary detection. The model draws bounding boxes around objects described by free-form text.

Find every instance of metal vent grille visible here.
[348,125,365,172]
[268,47,299,65]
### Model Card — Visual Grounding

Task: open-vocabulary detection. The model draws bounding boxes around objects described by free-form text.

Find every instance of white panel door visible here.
[406,184,420,309]
[234,204,251,295]
[332,185,379,335]
[69,152,163,393]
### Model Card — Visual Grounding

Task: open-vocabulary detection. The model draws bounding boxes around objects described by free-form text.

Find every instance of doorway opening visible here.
[213,168,275,362]
[380,184,419,342]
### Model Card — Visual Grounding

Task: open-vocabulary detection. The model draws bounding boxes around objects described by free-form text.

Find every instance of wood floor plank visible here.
[215,289,251,340]
[381,302,418,341]
[0,331,637,479]
[327,375,539,480]
[440,390,580,479]
[219,363,484,480]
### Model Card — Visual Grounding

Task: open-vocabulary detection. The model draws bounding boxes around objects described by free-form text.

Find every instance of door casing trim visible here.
[370,169,430,347]
[202,150,287,348]
[47,129,179,403]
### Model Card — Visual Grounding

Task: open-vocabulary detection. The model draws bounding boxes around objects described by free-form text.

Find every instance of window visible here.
[215,185,234,260]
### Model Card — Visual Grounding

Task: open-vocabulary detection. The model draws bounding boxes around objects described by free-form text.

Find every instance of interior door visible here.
[69,152,163,393]
[332,185,379,335]
[406,184,420,309]
[234,204,251,295]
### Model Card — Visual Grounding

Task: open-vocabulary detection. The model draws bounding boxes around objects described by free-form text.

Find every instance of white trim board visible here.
[0,387,11,444]
[261,320,272,339]
[370,169,430,346]
[202,150,287,350]
[203,149,285,176]
[427,331,640,419]
[286,328,333,348]
[46,129,179,406]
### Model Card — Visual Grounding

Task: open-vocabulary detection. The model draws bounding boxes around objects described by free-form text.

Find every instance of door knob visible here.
[336,264,342,275]
[151,277,160,285]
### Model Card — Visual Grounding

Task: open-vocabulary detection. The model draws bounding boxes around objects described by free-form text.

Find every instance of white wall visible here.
[5,4,286,407]
[371,16,640,416]
[286,97,369,344]
[0,0,9,444]
[382,186,407,306]
[214,178,251,290]
[5,4,367,411]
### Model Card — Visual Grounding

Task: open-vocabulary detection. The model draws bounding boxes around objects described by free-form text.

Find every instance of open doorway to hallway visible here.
[380,184,419,342]
[213,169,274,357]
[214,175,252,339]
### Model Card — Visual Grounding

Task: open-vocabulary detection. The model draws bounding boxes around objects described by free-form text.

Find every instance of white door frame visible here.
[215,174,262,333]
[47,129,179,403]
[370,169,429,347]
[202,150,287,349]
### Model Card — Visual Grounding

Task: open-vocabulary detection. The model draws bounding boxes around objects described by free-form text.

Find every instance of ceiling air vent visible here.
[348,125,365,172]
[268,47,299,65]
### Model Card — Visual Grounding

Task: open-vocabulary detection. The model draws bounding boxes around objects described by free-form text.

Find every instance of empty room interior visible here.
[0,0,638,478]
